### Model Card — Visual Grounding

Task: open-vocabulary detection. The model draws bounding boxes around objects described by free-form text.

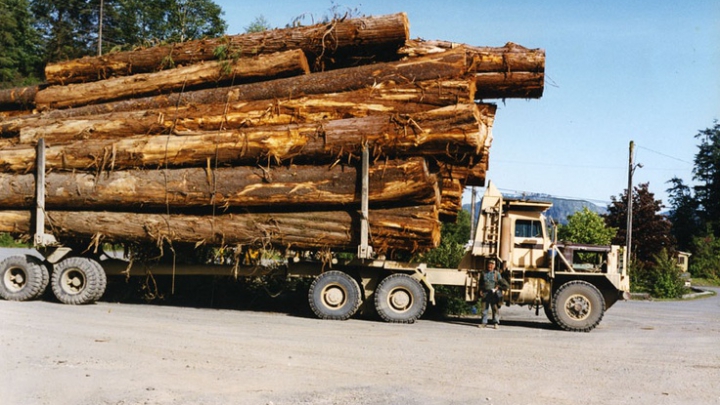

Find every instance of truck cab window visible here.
[515,219,543,238]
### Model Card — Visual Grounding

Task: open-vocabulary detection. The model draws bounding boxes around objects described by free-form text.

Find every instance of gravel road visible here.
[1,277,718,405]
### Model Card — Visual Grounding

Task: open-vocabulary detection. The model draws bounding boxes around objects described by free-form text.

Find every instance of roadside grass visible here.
[690,277,720,288]
[0,233,29,248]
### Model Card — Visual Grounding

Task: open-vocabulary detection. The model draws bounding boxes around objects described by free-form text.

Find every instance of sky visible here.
[214,0,720,208]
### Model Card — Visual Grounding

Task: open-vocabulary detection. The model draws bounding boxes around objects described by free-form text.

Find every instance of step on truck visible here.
[0,143,629,331]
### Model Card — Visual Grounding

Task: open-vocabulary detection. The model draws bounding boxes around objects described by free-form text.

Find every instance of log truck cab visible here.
[454,181,631,331]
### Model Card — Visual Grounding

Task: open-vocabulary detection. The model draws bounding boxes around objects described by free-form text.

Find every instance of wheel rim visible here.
[386,287,412,313]
[564,294,591,321]
[321,284,347,309]
[60,268,86,295]
[3,266,26,292]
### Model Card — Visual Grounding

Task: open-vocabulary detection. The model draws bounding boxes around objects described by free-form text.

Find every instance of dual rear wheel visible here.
[308,271,427,323]
[0,255,106,305]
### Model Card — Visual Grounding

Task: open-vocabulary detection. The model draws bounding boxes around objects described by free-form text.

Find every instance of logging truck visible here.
[0,142,629,332]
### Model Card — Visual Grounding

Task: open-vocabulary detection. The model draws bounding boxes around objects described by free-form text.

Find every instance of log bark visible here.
[400,40,545,73]
[8,80,476,144]
[0,158,438,210]
[400,40,545,99]
[0,85,40,110]
[0,204,440,253]
[0,104,495,172]
[474,71,544,99]
[31,49,468,119]
[44,13,410,85]
[36,50,310,110]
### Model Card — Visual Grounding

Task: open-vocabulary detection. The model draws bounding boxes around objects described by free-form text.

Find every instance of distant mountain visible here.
[462,194,607,225]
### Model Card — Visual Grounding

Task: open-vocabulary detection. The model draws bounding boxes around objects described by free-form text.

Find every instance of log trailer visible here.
[0,143,629,332]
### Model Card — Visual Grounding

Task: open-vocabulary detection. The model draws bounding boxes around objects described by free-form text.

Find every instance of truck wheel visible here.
[374,273,427,324]
[308,271,361,320]
[87,259,107,302]
[552,281,605,332]
[0,255,49,301]
[543,303,558,326]
[51,257,106,305]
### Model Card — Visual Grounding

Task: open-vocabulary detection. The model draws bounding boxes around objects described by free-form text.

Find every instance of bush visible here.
[649,249,686,299]
[628,260,649,293]
[0,233,26,248]
[689,233,720,282]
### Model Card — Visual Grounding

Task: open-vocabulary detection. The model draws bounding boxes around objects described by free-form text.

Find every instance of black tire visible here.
[51,257,106,305]
[552,281,605,332]
[374,273,427,324]
[0,255,48,301]
[87,258,107,302]
[308,271,361,320]
[543,302,558,326]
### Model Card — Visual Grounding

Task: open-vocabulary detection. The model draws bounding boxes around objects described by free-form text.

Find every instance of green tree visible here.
[605,183,675,269]
[558,207,616,245]
[31,0,226,64]
[31,0,100,63]
[417,209,472,316]
[104,0,225,49]
[419,209,470,268]
[648,249,686,298]
[689,231,720,281]
[245,15,271,33]
[692,120,720,237]
[666,177,701,251]
[0,0,42,87]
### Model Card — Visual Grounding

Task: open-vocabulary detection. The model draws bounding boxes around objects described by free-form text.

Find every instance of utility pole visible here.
[98,0,104,56]
[626,141,642,268]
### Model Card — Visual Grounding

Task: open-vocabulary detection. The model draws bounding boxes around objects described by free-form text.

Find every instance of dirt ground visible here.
[1,277,719,405]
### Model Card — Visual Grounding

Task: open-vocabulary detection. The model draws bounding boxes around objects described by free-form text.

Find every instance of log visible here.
[9,80,476,144]
[0,85,40,110]
[44,13,410,85]
[400,40,545,99]
[474,71,544,100]
[31,49,468,119]
[400,40,545,73]
[0,204,440,253]
[0,158,438,210]
[439,176,463,221]
[0,104,495,172]
[35,49,310,110]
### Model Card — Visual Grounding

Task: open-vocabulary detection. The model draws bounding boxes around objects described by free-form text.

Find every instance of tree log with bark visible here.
[400,40,545,99]
[35,50,310,110]
[26,48,469,119]
[44,13,410,85]
[0,158,438,210]
[0,85,40,110]
[0,104,495,173]
[6,80,477,144]
[0,204,440,254]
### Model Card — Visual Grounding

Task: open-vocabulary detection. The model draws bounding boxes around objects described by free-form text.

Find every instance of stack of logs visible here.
[0,12,544,256]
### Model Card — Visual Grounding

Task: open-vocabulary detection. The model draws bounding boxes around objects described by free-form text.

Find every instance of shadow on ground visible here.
[41,274,558,329]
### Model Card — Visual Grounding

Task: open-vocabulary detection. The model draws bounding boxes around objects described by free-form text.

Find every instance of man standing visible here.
[479,259,509,329]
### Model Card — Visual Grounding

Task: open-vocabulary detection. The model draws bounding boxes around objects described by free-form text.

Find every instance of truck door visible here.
[510,217,546,269]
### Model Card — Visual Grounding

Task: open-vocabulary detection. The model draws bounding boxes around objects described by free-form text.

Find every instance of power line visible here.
[637,145,693,165]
